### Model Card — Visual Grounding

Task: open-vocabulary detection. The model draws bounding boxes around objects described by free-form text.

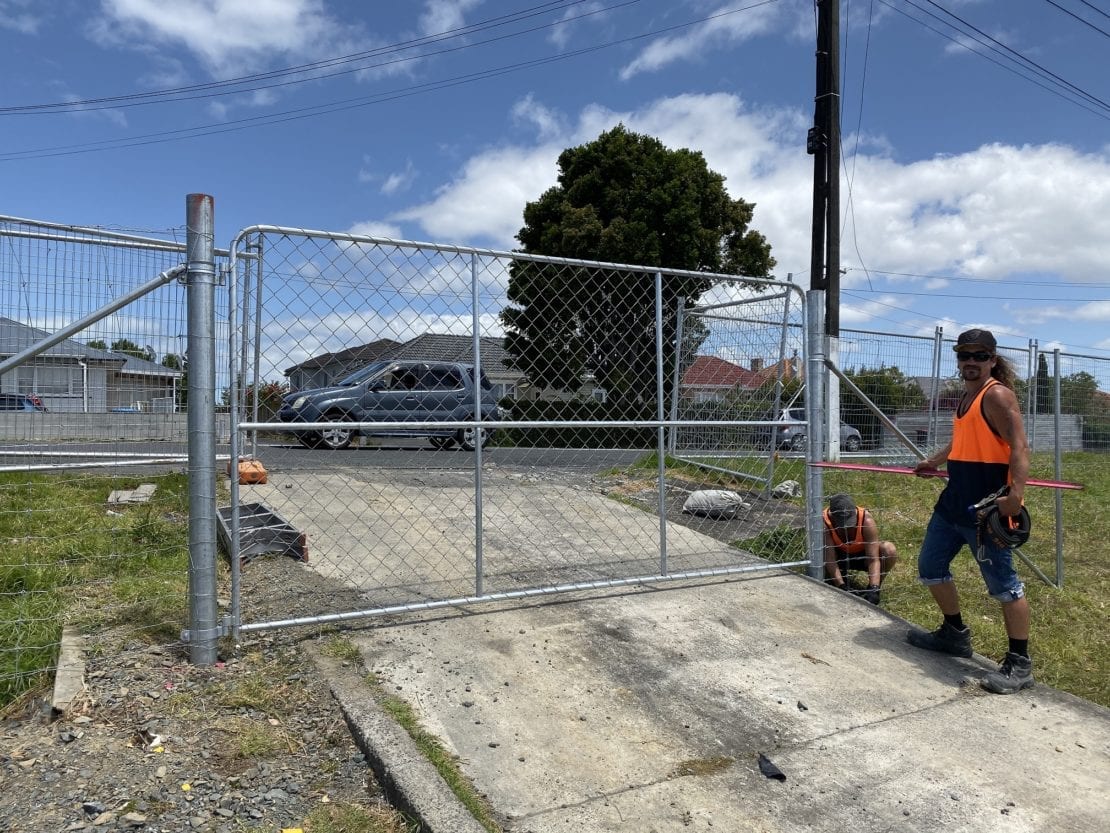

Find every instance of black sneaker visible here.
[907,622,973,658]
[981,652,1034,694]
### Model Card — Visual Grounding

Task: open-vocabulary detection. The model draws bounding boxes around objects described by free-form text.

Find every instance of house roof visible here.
[283,338,402,375]
[682,356,763,390]
[113,352,183,378]
[379,334,512,371]
[285,334,516,378]
[0,316,122,363]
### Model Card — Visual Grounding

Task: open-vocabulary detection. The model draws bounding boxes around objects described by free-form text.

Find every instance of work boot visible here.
[981,652,1035,694]
[906,621,973,658]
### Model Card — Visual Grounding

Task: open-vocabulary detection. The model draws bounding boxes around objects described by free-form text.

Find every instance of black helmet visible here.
[977,503,1032,549]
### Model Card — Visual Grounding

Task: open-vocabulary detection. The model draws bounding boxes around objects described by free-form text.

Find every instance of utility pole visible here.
[808,0,840,336]
[808,0,842,464]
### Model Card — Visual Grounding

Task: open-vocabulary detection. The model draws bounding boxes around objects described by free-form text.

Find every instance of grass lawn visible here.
[0,472,192,706]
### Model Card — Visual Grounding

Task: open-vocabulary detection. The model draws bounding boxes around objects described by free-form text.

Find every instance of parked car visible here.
[278,360,500,450]
[775,407,861,452]
[0,393,47,412]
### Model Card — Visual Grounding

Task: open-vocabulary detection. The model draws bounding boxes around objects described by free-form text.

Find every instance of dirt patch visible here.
[0,558,410,833]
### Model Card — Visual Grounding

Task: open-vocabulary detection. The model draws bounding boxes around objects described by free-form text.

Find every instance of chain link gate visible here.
[668,287,806,493]
[223,226,811,635]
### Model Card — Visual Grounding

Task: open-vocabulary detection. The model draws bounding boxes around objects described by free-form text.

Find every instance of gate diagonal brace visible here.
[216,502,309,567]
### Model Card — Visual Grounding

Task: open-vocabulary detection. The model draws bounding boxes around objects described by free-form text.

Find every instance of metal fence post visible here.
[186,194,219,665]
[1053,349,1065,588]
[805,290,825,579]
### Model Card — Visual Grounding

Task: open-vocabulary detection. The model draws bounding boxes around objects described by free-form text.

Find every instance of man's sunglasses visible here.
[957,350,994,362]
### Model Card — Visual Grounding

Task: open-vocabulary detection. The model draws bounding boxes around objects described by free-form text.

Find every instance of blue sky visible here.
[2,0,1109,374]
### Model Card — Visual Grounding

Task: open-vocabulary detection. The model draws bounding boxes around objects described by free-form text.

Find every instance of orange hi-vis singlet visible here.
[823,506,865,555]
[938,378,1011,522]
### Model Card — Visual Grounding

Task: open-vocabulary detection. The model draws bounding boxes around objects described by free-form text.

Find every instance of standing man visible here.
[909,329,1033,694]
[823,493,898,604]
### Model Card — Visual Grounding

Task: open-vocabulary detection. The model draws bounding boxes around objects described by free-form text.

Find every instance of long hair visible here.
[992,354,1016,389]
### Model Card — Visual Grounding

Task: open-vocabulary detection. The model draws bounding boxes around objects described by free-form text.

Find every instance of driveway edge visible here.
[310,651,490,833]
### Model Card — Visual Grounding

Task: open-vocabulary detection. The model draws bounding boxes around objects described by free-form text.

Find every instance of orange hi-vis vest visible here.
[823,506,865,555]
[939,377,1012,522]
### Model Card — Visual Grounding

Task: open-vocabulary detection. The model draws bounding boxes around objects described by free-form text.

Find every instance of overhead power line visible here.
[0,0,783,161]
[1076,0,1110,21]
[1041,0,1110,38]
[0,0,640,116]
[874,0,1110,121]
[917,0,1110,112]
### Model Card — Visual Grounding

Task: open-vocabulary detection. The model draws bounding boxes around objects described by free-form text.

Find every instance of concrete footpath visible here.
[250,465,1110,832]
[321,574,1110,833]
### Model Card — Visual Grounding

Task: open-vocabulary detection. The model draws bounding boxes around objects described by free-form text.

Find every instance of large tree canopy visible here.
[501,125,774,405]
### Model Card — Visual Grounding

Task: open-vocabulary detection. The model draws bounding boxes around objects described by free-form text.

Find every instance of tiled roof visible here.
[682,356,762,389]
[380,334,511,370]
[284,339,401,374]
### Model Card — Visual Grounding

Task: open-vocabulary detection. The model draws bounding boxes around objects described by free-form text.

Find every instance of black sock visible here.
[1009,638,1029,658]
[944,612,966,631]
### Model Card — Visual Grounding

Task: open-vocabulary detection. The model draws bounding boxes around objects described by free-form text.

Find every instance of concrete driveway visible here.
[346,577,1109,833]
[238,465,1110,832]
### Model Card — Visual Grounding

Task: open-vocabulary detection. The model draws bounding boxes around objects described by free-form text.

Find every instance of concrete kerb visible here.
[311,651,489,833]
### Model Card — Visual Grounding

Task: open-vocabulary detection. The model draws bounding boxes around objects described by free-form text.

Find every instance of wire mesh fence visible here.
[0,214,230,703]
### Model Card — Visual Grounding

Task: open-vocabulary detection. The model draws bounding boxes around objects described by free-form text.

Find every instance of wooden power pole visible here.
[808,0,840,336]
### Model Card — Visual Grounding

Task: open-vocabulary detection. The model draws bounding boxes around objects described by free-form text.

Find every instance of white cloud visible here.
[619,1,783,80]
[62,95,128,127]
[347,220,405,239]
[548,1,607,49]
[386,91,1110,309]
[90,0,369,78]
[380,161,418,195]
[418,0,481,37]
[0,0,44,34]
[392,143,561,244]
[511,94,565,141]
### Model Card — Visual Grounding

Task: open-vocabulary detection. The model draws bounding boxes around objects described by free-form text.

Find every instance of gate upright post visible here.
[186,194,219,665]
[805,290,826,579]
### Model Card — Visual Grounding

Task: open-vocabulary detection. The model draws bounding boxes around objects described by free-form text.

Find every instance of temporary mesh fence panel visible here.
[228,228,808,633]
[0,215,230,704]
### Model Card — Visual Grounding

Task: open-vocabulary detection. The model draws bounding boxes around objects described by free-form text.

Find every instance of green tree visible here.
[1060,371,1099,415]
[841,366,927,448]
[501,125,774,408]
[87,339,108,350]
[108,338,155,361]
[1035,353,1052,414]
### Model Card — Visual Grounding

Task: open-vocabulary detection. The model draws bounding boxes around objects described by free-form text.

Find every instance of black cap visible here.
[953,328,997,353]
[829,493,857,528]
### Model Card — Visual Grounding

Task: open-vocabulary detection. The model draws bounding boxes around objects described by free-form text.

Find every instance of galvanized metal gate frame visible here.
[224,225,818,637]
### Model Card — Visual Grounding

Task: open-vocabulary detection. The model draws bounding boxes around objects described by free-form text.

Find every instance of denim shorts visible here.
[917,511,1026,602]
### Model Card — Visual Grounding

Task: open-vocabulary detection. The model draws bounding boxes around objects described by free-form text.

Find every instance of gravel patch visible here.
[0,560,409,833]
